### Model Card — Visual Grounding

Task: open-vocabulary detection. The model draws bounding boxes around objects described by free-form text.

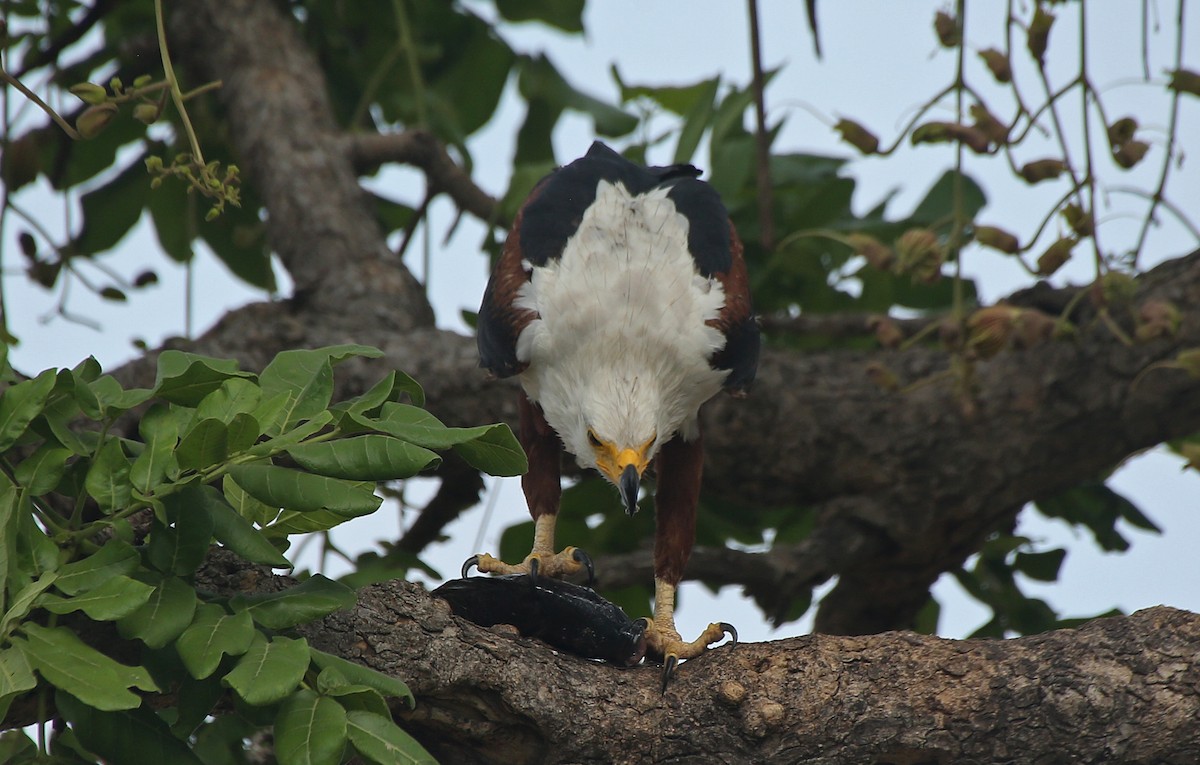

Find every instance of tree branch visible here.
[304,579,1200,764]
[342,130,503,227]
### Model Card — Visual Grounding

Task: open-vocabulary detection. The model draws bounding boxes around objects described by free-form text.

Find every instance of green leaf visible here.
[907,170,987,225]
[1014,548,1067,583]
[674,77,720,165]
[287,435,440,481]
[0,730,35,762]
[146,156,193,263]
[14,443,72,495]
[1035,481,1144,552]
[519,54,636,137]
[264,506,376,537]
[249,410,334,454]
[322,682,391,718]
[55,539,138,595]
[117,576,198,648]
[176,418,231,471]
[143,486,216,576]
[259,346,383,430]
[370,402,491,449]
[196,377,263,423]
[0,368,56,452]
[17,623,157,711]
[223,474,278,526]
[40,575,154,621]
[346,710,437,765]
[56,689,205,765]
[206,489,292,567]
[1,572,58,637]
[84,438,132,510]
[0,646,37,698]
[452,424,527,476]
[230,574,355,630]
[175,603,256,679]
[130,403,179,492]
[153,351,255,407]
[87,374,153,413]
[228,464,381,514]
[274,689,348,765]
[495,0,584,31]
[310,649,413,707]
[71,155,151,256]
[223,633,310,705]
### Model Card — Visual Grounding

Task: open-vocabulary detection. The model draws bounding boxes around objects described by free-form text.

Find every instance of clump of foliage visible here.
[0,345,525,763]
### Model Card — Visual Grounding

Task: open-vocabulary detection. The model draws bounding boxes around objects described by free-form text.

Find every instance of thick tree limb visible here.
[301,578,1200,764]
[342,130,502,226]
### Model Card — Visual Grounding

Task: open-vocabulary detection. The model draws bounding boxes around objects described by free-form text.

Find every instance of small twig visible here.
[0,67,81,139]
[746,0,775,251]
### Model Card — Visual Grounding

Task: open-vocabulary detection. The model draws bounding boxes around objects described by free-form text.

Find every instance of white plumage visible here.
[515,180,730,473]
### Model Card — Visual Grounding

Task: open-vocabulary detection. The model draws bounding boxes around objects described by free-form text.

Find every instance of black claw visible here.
[527,556,539,586]
[720,622,739,646]
[660,654,679,694]
[573,548,596,588]
[460,556,480,579]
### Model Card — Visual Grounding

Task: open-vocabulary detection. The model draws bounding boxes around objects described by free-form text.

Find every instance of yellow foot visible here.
[462,547,594,585]
[642,619,737,692]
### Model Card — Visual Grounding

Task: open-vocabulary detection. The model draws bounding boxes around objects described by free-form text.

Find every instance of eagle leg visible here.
[640,580,737,690]
[466,515,593,583]
[464,396,593,585]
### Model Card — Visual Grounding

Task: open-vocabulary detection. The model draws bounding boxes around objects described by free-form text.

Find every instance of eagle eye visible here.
[587,429,602,448]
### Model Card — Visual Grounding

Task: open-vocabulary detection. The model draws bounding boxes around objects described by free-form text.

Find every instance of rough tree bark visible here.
[70,0,1198,759]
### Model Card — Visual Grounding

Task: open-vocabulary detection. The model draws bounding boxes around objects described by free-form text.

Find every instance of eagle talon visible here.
[527,556,540,585]
[720,622,738,646]
[460,555,480,579]
[661,654,679,694]
[572,548,595,587]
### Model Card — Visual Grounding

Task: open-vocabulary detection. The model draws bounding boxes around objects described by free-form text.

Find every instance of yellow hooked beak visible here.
[589,431,655,516]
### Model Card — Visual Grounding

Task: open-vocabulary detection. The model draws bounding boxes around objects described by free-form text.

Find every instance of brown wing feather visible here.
[707,223,760,394]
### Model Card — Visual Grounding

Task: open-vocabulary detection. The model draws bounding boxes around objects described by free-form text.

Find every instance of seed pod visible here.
[970,103,1009,147]
[967,305,1022,359]
[847,233,894,271]
[911,121,953,145]
[895,228,944,283]
[1013,309,1058,349]
[934,10,960,48]
[68,82,108,105]
[1106,117,1137,148]
[1098,271,1137,307]
[1061,203,1094,237]
[834,119,880,155]
[865,361,900,392]
[1036,237,1075,276]
[1019,158,1066,184]
[1027,6,1054,65]
[1135,299,1181,342]
[1114,140,1149,169]
[76,103,119,139]
[868,316,904,349]
[977,48,1012,83]
[133,102,159,125]
[938,317,964,351]
[1174,349,1200,380]
[974,225,1020,254]
[1166,68,1200,97]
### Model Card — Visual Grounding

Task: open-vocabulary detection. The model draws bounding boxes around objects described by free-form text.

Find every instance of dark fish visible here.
[432,575,647,666]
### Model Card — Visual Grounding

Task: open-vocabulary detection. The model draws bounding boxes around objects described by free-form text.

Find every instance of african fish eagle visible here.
[469,142,759,679]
